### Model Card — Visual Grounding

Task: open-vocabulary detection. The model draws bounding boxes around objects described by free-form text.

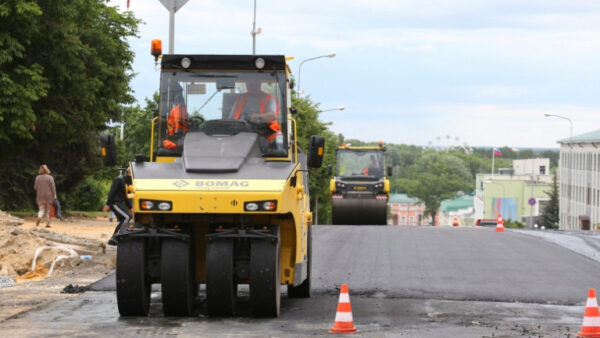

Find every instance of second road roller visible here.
[329,143,391,225]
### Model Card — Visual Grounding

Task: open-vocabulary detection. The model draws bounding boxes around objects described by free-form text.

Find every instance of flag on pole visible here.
[493,148,503,156]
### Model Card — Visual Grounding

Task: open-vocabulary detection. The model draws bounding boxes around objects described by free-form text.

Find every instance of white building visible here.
[513,158,550,176]
[558,130,600,230]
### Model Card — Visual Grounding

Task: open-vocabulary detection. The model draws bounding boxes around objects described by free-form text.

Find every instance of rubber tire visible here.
[288,226,311,298]
[161,238,196,316]
[116,238,151,316]
[250,227,281,317]
[206,239,236,316]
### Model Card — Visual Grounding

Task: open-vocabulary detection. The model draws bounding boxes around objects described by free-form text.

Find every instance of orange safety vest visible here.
[233,93,281,143]
[167,104,189,136]
[233,93,280,120]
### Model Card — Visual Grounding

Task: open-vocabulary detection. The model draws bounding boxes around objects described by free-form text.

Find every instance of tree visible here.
[539,175,559,229]
[122,95,158,163]
[0,1,139,209]
[405,151,473,225]
[292,94,338,224]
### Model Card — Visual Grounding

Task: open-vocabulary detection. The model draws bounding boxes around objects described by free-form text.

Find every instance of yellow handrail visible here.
[290,117,298,164]
[150,116,159,162]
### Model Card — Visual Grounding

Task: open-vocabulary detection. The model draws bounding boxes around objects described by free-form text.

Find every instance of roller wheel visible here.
[288,227,311,298]
[206,239,236,316]
[116,238,151,316]
[250,227,281,317]
[161,238,196,316]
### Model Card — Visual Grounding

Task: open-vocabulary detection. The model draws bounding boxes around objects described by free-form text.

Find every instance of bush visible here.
[70,177,107,211]
[504,219,525,229]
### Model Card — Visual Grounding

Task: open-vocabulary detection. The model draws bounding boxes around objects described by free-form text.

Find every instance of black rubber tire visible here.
[288,226,311,298]
[206,239,236,316]
[161,238,196,316]
[250,227,281,317]
[116,238,151,316]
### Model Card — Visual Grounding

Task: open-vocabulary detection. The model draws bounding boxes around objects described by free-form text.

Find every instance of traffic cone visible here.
[496,214,505,232]
[329,284,358,333]
[578,288,600,337]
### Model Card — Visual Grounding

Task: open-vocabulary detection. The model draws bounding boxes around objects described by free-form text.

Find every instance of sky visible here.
[110,0,600,149]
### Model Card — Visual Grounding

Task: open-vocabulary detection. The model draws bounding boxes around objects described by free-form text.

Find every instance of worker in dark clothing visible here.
[103,168,133,246]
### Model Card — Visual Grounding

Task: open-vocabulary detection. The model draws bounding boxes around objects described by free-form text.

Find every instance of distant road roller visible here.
[329,143,391,225]
[102,43,324,317]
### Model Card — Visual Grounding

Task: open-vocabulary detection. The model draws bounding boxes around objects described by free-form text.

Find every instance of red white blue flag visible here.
[493,148,503,156]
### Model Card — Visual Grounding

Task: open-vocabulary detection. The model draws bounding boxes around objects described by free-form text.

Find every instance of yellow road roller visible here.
[102,45,324,317]
[329,143,391,225]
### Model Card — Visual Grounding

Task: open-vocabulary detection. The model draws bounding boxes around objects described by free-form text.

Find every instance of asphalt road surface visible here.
[3,225,599,337]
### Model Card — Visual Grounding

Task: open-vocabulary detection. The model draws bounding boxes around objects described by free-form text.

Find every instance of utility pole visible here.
[158,0,189,53]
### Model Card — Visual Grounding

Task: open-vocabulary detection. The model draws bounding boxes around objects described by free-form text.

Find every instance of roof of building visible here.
[440,195,474,212]
[558,129,600,144]
[389,193,420,204]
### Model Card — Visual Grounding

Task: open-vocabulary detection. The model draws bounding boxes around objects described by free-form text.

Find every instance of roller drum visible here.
[331,198,387,225]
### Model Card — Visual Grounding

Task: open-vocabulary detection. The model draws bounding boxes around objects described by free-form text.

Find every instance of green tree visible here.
[0,1,139,209]
[539,175,559,229]
[122,95,159,163]
[405,151,473,225]
[292,94,337,224]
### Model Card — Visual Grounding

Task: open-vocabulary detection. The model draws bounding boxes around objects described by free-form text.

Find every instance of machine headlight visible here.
[140,199,172,211]
[245,202,259,211]
[255,57,265,69]
[181,57,191,69]
[141,201,154,210]
[244,200,277,212]
[158,202,172,211]
[262,201,276,211]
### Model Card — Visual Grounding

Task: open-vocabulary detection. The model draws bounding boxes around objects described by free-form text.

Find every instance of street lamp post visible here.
[297,53,336,96]
[544,113,573,230]
[251,0,262,55]
[317,106,345,113]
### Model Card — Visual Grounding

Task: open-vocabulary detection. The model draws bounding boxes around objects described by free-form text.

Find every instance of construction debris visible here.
[0,210,24,227]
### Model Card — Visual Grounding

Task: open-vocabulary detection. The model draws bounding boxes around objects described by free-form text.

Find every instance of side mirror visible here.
[289,78,295,90]
[387,165,393,177]
[307,135,325,168]
[327,164,332,176]
[289,107,298,115]
[100,134,117,167]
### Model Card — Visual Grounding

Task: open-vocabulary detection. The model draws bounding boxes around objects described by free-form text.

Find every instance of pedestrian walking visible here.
[34,164,57,228]
[103,168,132,245]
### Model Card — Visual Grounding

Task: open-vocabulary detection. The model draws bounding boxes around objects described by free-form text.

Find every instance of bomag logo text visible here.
[195,180,249,188]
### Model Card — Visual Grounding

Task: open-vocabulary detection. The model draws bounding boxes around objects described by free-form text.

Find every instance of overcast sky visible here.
[112,0,600,149]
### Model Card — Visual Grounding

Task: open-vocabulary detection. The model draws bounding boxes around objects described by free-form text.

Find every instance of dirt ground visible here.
[0,212,117,322]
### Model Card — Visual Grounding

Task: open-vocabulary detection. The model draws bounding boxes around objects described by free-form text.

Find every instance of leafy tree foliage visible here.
[404,151,474,224]
[0,1,139,209]
[539,175,559,229]
[122,95,158,163]
[292,95,338,224]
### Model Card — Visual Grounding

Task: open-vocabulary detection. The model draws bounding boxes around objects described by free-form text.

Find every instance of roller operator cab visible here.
[329,143,391,225]
[102,50,325,317]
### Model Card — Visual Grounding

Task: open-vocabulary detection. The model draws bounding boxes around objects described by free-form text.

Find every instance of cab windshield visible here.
[337,149,385,178]
[156,70,287,157]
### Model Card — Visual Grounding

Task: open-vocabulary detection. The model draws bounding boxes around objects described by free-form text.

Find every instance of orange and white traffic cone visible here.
[329,284,358,334]
[496,214,505,232]
[578,288,600,337]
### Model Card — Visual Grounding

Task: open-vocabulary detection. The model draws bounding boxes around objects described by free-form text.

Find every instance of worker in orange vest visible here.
[231,78,282,148]
[162,88,189,150]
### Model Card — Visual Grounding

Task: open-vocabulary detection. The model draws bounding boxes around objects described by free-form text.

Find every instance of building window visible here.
[539,165,545,175]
